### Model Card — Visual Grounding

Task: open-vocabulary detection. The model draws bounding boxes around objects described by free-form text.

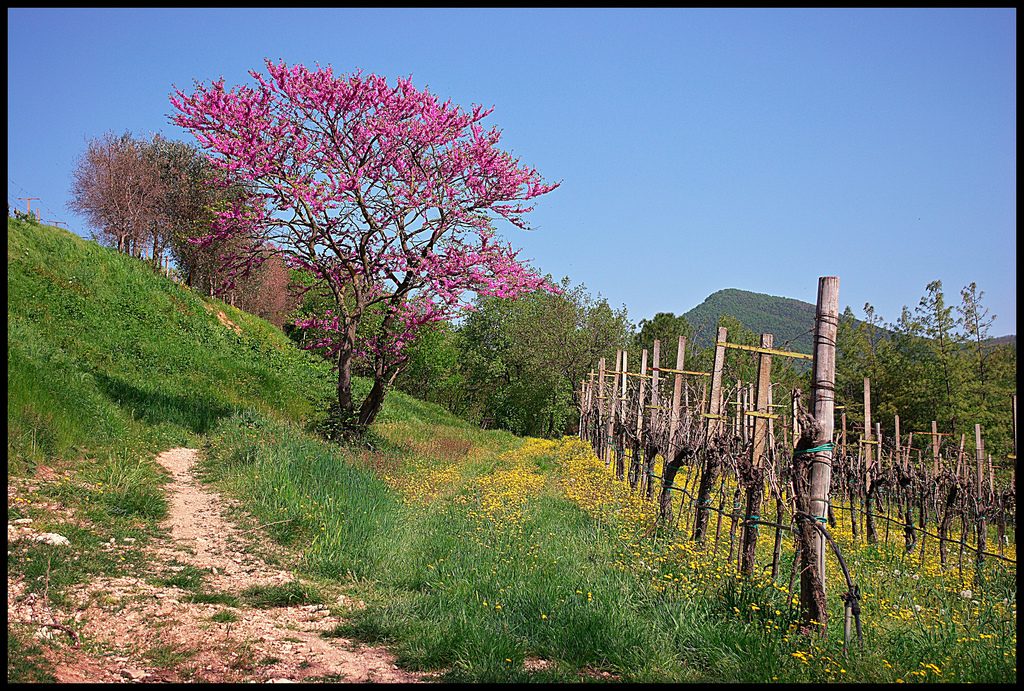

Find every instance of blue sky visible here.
[7,8,1017,334]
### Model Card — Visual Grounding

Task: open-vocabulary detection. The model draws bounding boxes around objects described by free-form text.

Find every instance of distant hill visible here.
[987,334,1016,348]
[682,288,819,352]
[681,288,1016,355]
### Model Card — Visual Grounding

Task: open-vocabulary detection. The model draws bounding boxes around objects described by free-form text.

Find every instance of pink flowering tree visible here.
[171,60,558,432]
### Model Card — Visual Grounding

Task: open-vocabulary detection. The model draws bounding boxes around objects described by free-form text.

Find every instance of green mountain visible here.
[681,287,1015,355]
[682,288,818,353]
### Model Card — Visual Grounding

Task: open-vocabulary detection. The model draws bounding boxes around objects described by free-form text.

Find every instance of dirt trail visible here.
[12,448,422,683]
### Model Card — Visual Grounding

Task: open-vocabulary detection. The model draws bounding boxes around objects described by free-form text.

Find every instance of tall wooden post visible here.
[1013,394,1018,495]
[586,370,596,443]
[741,333,773,575]
[693,327,728,541]
[845,410,858,541]
[799,276,839,633]
[579,378,587,440]
[607,350,621,468]
[707,328,728,439]
[734,384,742,437]
[792,389,800,445]
[614,350,628,479]
[974,424,986,584]
[597,357,606,461]
[668,336,686,457]
[658,337,690,522]
[635,350,648,455]
[644,340,661,498]
[863,377,878,543]
[631,349,649,490]
[748,382,756,441]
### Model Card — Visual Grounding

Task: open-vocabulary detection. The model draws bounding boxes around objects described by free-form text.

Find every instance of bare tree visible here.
[69,132,162,257]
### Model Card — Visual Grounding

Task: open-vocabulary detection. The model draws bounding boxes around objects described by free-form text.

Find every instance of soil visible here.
[8,448,424,683]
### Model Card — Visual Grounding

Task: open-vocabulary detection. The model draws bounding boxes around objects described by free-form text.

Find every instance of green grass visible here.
[240,581,324,608]
[143,642,195,668]
[210,610,240,624]
[152,564,208,591]
[199,411,1016,683]
[6,626,57,683]
[7,217,1016,683]
[186,591,241,607]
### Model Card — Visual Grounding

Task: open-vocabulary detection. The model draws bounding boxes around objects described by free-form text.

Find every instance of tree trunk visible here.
[693,452,720,543]
[335,319,359,416]
[902,485,917,553]
[356,367,400,428]
[659,462,679,523]
[865,476,878,544]
[643,440,659,500]
[740,469,764,576]
[770,497,785,579]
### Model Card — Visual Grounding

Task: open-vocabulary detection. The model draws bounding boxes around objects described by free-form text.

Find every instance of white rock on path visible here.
[34,533,71,547]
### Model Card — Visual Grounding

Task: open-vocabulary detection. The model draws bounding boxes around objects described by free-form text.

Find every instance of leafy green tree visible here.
[958,283,995,409]
[915,280,968,434]
[633,312,693,370]
[455,278,631,437]
[394,321,467,414]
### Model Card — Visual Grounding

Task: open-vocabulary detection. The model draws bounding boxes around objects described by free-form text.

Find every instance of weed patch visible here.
[241,581,323,608]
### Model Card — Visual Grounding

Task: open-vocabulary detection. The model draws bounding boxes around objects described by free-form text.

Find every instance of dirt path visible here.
[14,448,422,683]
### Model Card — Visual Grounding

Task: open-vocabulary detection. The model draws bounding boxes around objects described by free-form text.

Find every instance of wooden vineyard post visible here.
[846,411,858,542]
[645,340,661,499]
[748,382,756,441]
[939,432,965,566]
[737,382,745,438]
[974,424,986,585]
[657,336,688,522]
[589,372,598,444]
[863,377,878,544]
[597,357,606,462]
[578,378,587,440]
[632,349,649,490]
[792,390,800,447]
[797,276,839,634]
[615,350,628,480]
[769,383,785,580]
[607,350,621,468]
[1013,394,1018,495]
[740,333,773,576]
[872,422,883,541]
[693,326,728,542]
[669,336,686,458]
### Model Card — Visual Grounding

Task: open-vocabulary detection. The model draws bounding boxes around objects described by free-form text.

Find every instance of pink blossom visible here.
[171,59,557,384]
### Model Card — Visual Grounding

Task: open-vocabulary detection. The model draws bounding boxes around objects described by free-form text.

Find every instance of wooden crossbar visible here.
[715,341,814,360]
[744,411,779,419]
[650,366,710,376]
